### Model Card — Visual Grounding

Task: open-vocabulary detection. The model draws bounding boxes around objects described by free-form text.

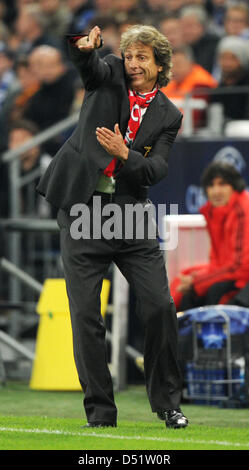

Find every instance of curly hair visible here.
[120,24,172,88]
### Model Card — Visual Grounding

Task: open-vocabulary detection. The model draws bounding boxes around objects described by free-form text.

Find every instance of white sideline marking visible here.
[0,426,248,448]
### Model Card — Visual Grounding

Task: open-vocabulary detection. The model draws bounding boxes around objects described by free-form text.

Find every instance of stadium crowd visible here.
[0,5,248,124]
[0,1,249,160]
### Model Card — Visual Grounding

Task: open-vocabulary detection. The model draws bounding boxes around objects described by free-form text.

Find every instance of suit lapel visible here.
[131,91,168,149]
[119,88,130,137]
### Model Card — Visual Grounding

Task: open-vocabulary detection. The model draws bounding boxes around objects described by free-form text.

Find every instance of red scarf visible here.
[103,87,158,177]
[124,87,158,145]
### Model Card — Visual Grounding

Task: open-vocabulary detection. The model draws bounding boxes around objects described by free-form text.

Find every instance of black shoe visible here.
[157,411,166,421]
[84,422,117,428]
[157,408,188,429]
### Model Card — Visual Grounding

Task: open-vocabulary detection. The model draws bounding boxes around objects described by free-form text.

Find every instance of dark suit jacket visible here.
[37,40,182,210]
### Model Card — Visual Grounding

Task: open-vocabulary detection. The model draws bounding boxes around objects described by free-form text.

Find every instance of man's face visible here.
[219,51,241,79]
[206,177,234,207]
[225,9,248,36]
[171,52,192,83]
[9,128,39,172]
[159,18,184,49]
[124,42,162,93]
[180,15,204,45]
[15,11,34,38]
[29,50,64,83]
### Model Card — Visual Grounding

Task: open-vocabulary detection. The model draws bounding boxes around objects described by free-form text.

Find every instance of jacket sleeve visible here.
[192,204,249,296]
[67,36,112,91]
[115,114,182,186]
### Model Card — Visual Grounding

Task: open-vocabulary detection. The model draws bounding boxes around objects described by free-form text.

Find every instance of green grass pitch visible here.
[0,382,248,450]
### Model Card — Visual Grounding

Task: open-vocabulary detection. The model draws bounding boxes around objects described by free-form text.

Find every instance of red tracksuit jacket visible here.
[171,190,249,309]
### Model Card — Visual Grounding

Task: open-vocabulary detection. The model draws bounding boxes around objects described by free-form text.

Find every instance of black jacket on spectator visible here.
[211,71,249,120]
[24,69,74,131]
[190,32,219,74]
[24,69,75,153]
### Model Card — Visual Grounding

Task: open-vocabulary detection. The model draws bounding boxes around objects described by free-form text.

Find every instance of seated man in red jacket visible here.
[171,161,249,311]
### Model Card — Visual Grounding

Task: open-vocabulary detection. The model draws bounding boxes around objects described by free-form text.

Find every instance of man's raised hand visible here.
[76,26,102,51]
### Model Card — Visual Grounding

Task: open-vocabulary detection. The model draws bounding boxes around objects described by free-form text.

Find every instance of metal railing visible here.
[1,111,79,164]
[1,112,79,302]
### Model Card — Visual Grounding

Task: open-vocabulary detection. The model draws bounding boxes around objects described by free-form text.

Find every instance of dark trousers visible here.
[57,205,182,424]
[179,280,236,311]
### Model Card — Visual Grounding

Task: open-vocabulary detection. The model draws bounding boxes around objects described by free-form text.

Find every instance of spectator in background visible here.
[0,19,10,42]
[140,0,167,25]
[111,0,143,24]
[0,42,16,110]
[23,45,75,154]
[164,0,183,15]
[7,119,52,216]
[170,161,249,311]
[93,0,113,18]
[15,0,35,8]
[39,0,71,40]
[211,35,249,121]
[224,3,249,39]
[13,3,62,57]
[158,14,185,50]
[10,55,40,119]
[206,0,227,36]
[161,46,217,128]
[212,3,249,80]
[179,5,220,73]
[181,0,207,4]
[0,54,40,148]
[66,0,95,35]
[116,15,142,37]
[0,0,7,22]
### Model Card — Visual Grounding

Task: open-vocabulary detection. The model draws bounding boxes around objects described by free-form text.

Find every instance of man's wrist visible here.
[73,35,103,50]
[119,147,129,163]
[68,35,87,47]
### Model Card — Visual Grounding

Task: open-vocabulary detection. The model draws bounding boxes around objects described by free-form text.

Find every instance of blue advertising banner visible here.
[149,138,249,214]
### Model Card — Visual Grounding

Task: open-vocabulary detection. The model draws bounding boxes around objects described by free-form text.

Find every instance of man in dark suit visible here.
[37,25,188,429]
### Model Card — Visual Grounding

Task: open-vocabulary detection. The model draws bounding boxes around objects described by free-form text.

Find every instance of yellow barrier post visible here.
[30,278,110,390]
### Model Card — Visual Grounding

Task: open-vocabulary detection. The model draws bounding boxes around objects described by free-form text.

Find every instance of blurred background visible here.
[0,1,249,401]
